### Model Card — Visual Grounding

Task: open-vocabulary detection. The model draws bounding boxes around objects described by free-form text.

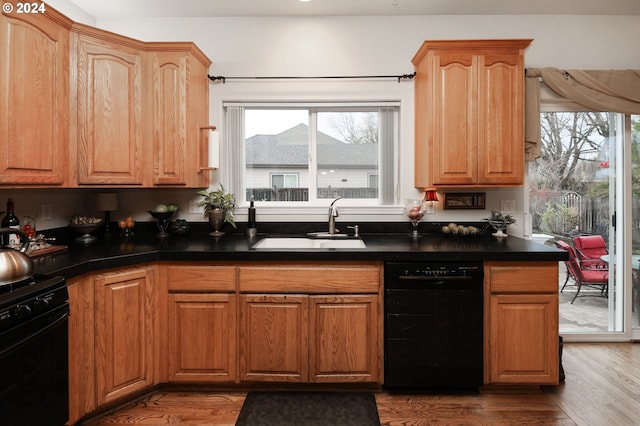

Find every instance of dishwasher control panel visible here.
[387,262,483,279]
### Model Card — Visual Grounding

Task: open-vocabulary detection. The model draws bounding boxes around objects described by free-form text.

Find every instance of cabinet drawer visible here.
[238,264,380,293]
[167,265,236,292]
[486,262,558,293]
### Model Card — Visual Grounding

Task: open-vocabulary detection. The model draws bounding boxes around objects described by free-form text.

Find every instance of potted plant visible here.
[197,185,236,236]
[485,210,516,238]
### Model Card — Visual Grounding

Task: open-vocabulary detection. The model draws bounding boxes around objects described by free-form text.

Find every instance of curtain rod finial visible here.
[208,75,226,84]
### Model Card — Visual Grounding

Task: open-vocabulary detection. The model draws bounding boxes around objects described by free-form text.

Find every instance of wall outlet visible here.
[41,204,52,220]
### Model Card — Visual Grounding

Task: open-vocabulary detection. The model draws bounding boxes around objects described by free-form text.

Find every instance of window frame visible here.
[270,173,299,189]
[223,101,400,211]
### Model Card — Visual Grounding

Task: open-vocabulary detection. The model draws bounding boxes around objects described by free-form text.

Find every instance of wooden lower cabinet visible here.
[67,275,96,425]
[167,293,236,382]
[485,261,559,385]
[238,261,382,384]
[67,266,156,423]
[94,266,155,405]
[239,294,309,382]
[309,295,379,383]
[161,263,237,383]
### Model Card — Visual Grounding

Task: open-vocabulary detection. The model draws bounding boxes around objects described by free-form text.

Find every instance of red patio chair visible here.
[555,240,609,304]
[573,235,609,269]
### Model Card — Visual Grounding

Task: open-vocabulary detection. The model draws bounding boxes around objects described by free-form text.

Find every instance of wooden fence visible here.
[530,191,610,237]
[246,187,378,202]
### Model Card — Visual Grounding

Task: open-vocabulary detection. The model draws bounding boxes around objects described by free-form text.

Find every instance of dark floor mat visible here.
[235,391,381,426]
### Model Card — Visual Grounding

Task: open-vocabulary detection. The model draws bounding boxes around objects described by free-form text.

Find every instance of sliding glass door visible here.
[630,115,640,336]
[529,111,640,338]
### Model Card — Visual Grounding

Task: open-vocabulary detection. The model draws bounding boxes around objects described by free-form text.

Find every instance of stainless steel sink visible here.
[251,237,366,249]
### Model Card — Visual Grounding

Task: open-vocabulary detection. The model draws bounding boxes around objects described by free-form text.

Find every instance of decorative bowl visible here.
[147,210,176,220]
[148,211,176,237]
[487,220,510,238]
[69,221,102,243]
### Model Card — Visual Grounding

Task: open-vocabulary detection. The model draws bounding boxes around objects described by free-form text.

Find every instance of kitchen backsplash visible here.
[0,187,524,236]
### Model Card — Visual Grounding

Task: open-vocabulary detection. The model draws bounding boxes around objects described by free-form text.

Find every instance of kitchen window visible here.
[224,103,398,206]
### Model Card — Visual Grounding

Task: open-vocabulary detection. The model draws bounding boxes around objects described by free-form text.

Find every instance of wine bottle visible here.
[1,198,20,245]
[246,197,257,239]
[248,199,256,229]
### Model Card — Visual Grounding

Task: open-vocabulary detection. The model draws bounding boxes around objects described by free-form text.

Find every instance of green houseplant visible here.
[197,185,236,236]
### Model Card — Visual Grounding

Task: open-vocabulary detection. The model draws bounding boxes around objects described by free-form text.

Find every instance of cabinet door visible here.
[0,11,70,185]
[485,261,559,385]
[428,51,477,185]
[94,267,154,404]
[74,33,145,185]
[413,40,530,188]
[151,51,187,186]
[309,295,380,383]
[150,48,210,187]
[167,293,236,382]
[239,294,308,382]
[489,293,559,384]
[477,52,525,185]
[67,276,96,424]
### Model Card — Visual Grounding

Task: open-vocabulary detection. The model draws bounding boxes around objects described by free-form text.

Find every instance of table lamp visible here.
[423,188,439,214]
[97,193,118,233]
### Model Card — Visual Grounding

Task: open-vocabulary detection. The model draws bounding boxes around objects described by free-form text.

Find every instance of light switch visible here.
[41,204,52,220]
[500,200,515,213]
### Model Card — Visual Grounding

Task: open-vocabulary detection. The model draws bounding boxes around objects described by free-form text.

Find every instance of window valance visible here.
[524,68,640,160]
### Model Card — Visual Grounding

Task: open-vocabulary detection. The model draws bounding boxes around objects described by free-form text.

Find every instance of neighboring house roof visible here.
[246,123,378,168]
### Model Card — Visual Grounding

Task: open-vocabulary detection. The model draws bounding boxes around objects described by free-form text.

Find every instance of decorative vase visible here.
[208,208,225,237]
[488,220,510,238]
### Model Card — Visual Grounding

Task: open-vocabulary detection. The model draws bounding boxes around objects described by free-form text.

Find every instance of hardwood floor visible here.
[81,343,640,426]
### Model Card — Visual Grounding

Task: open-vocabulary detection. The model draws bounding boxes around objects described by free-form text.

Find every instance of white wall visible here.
[7,8,640,233]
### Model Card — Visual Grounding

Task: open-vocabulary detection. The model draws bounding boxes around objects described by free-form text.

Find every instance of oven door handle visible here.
[0,304,69,356]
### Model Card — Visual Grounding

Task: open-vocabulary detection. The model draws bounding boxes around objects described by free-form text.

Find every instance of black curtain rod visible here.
[208,72,415,84]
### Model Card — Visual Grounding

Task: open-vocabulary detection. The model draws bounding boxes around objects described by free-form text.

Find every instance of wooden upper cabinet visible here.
[70,29,212,187]
[72,27,146,185]
[149,45,211,187]
[0,9,71,185]
[413,40,532,188]
[2,7,211,188]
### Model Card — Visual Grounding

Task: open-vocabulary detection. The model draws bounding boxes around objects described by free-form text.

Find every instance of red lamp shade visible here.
[424,189,439,202]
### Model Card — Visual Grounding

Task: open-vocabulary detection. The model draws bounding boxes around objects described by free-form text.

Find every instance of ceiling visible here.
[68,0,640,18]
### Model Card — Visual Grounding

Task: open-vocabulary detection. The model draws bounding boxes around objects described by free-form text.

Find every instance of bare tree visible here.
[327,112,378,144]
[532,112,609,191]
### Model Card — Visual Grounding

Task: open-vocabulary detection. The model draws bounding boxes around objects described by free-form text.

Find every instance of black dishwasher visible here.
[384,262,483,389]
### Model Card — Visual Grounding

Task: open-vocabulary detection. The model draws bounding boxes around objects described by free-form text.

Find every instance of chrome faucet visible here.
[328,197,342,234]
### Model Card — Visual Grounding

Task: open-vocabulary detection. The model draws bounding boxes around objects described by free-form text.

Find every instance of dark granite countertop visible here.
[33,222,566,280]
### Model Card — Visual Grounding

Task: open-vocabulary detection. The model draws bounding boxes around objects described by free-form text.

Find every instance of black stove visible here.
[0,275,69,425]
[0,275,68,334]
[0,276,36,295]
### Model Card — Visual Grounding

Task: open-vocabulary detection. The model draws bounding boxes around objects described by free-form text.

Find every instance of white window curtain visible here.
[378,106,397,205]
[224,105,244,196]
[525,68,640,160]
